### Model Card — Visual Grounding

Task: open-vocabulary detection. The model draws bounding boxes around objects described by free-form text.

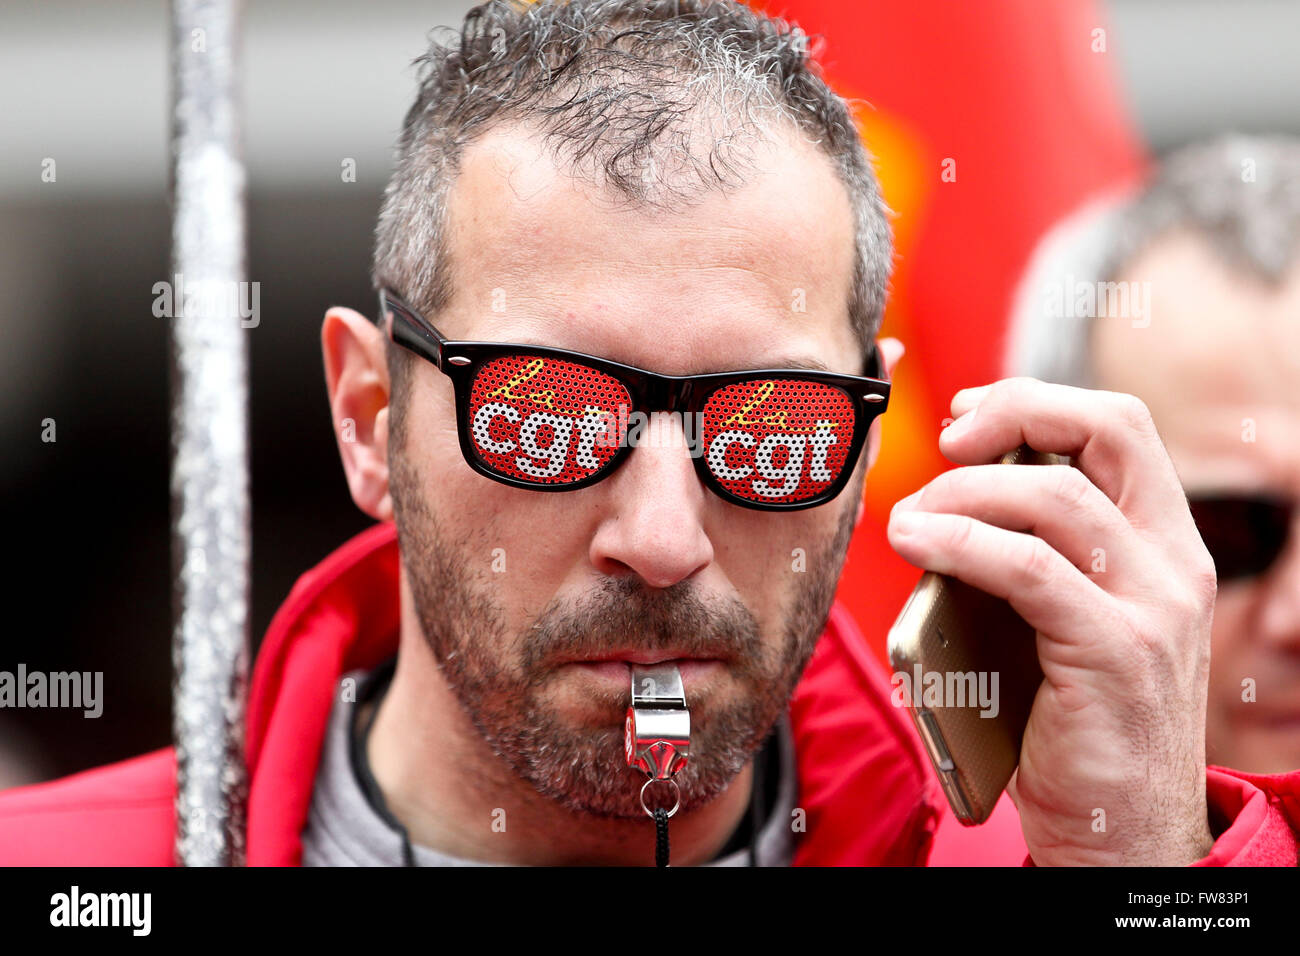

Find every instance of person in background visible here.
[933,135,1300,866]
[1007,135,1300,777]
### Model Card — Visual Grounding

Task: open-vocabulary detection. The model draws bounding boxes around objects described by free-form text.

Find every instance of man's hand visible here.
[887,378,1218,866]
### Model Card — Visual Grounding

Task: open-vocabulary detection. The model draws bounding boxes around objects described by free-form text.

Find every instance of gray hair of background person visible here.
[1005,134,1300,385]
[371,0,894,420]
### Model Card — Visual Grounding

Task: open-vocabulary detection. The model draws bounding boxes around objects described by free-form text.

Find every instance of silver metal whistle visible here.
[624,663,691,818]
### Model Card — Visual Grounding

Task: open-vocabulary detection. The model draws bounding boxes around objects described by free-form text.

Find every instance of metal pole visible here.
[169,0,250,867]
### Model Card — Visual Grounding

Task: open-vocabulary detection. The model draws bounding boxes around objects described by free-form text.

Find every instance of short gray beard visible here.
[388,448,860,819]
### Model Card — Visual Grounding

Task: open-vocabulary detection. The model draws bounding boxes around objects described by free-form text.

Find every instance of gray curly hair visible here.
[372,0,892,420]
[1007,134,1300,387]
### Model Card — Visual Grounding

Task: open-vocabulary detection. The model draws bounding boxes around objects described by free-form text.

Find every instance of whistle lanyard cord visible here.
[350,656,418,867]
[654,809,671,867]
[747,730,767,869]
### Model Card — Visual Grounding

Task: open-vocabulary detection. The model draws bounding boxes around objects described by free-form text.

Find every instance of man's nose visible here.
[1256,518,1300,652]
[588,411,714,589]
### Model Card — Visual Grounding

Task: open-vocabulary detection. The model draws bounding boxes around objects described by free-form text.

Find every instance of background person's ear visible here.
[857,337,904,529]
[321,306,394,521]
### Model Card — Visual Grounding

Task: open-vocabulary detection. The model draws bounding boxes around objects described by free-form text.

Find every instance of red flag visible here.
[755,0,1148,659]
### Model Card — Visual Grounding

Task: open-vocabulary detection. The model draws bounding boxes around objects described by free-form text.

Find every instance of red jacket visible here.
[2,523,1298,866]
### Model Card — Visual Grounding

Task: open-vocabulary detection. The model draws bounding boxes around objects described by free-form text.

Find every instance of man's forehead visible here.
[436,123,860,374]
[1092,234,1300,491]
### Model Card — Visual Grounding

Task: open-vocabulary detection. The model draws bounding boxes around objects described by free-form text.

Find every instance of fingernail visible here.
[891,510,929,536]
[894,489,922,511]
[953,384,992,404]
[943,406,976,439]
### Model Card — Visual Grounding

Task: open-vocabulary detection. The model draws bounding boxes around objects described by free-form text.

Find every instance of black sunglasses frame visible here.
[380,288,892,511]
[1188,493,1296,583]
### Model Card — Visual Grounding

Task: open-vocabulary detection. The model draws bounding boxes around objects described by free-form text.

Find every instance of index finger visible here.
[939,377,1191,534]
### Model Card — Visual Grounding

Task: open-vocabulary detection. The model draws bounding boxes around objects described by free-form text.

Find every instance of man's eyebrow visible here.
[685,355,836,375]
[764,356,832,373]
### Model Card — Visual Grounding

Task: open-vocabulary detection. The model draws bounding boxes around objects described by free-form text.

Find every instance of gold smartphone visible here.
[887,444,1070,825]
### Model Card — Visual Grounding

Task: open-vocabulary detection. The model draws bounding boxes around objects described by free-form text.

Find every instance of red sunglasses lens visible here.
[701,379,856,505]
[466,354,630,484]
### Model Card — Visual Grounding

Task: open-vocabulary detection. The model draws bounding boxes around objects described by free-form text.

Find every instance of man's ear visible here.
[856,336,904,530]
[322,306,393,521]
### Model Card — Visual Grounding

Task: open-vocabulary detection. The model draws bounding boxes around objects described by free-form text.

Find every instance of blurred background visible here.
[2,0,1298,786]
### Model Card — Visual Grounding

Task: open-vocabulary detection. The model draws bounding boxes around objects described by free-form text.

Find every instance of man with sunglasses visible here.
[3,1,1298,868]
